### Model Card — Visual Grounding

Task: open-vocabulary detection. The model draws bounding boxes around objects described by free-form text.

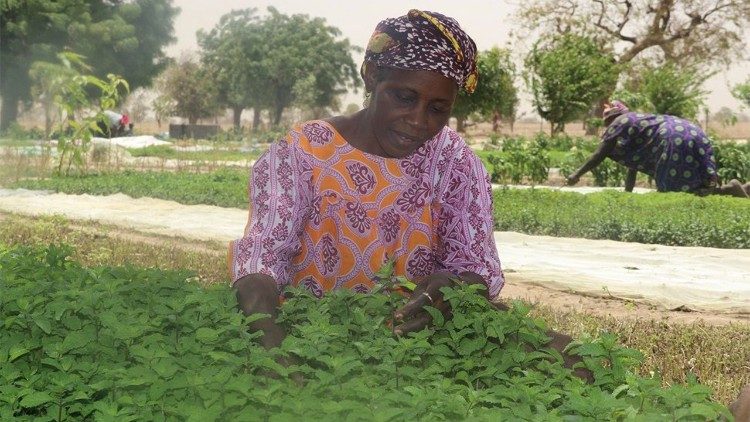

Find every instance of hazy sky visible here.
[167,0,750,115]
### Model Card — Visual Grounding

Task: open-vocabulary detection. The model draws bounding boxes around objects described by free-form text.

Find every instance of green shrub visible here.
[493,189,750,248]
[0,245,732,420]
[713,143,749,184]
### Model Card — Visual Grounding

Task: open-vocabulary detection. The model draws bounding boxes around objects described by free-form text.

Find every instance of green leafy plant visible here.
[0,245,734,420]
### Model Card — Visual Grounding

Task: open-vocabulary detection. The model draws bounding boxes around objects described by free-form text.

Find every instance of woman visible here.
[229,9,506,349]
[566,100,749,198]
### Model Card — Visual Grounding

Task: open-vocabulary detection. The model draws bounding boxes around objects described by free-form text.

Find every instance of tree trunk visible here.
[252,108,261,132]
[232,106,243,130]
[273,104,284,126]
[188,117,197,139]
[0,93,19,132]
[456,117,466,133]
[492,111,500,132]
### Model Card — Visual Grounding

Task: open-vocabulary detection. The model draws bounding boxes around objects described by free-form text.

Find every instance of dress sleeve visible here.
[435,143,505,299]
[228,136,311,291]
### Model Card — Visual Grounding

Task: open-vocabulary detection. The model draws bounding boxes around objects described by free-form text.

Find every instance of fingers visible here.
[394,290,432,321]
[393,312,432,336]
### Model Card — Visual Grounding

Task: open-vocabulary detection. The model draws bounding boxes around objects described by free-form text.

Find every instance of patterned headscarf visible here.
[603,100,630,120]
[362,9,479,94]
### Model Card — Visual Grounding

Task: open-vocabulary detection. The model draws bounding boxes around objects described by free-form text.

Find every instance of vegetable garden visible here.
[0,245,736,420]
[1,131,749,419]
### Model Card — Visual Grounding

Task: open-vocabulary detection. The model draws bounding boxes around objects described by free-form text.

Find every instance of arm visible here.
[624,168,637,192]
[235,274,285,349]
[395,145,504,334]
[567,136,617,185]
[228,138,310,348]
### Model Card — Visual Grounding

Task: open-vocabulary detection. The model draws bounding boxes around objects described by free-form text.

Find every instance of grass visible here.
[126,144,259,162]
[0,211,746,407]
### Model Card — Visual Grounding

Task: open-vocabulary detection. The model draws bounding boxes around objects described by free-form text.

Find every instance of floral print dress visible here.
[229,120,504,299]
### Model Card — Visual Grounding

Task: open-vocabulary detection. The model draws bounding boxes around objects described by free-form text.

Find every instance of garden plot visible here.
[0,188,747,314]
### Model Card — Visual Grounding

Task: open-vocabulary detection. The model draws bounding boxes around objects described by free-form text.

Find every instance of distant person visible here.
[98,110,133,138]
[566,100,749,198]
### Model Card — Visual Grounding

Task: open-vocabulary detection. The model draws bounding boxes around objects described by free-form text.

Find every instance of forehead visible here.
[380,68,458,100]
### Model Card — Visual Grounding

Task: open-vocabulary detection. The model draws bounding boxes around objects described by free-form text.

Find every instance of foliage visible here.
[713,143,750,184]
[153,56,220,126]
[732,77,750,109]
[525,34,618,134]
[199,7,360,126]
[0,124,44,141]
[197,9,270,129]
[126,145,258,163]
[452,48,518,131]
[485,136,550,185]
[11,169,249,208]
[0,245,732,420]
[0,0,177,130]
[492,189,750,248]
[31,53,129,176]
[558,140,629,187]
[516,0,750,72]
[638,63,707,119]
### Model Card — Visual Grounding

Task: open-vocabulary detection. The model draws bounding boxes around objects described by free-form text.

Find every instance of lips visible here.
[391,129,420,144]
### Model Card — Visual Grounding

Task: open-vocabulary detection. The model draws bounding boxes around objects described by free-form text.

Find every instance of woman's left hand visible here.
[392,272,456,335]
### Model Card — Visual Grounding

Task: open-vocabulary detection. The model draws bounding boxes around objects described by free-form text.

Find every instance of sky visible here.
[166,0,750,116]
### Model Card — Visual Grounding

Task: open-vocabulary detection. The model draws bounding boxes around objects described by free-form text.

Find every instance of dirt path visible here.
[1,188,748,323]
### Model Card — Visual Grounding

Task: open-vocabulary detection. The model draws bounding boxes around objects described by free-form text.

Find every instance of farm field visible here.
[1,130,748,418]
[4,242,743,420]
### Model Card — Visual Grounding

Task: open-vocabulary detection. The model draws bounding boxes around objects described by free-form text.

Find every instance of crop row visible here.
[0,245,732,420]
[493,189,750,248]
[11,169,749,248]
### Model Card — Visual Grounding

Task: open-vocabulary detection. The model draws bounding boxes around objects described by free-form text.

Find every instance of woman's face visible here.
[365,67,458,158]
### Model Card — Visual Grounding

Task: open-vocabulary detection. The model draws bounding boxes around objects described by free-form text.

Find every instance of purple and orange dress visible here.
[228,120,504,299]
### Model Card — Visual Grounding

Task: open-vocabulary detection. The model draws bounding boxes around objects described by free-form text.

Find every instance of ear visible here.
[362,63,379,93]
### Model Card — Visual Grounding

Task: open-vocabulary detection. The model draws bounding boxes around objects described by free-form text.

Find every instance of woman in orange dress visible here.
[229,9,506,348]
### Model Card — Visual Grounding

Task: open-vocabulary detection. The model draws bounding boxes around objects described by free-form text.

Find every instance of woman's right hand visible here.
[234,274,285,349]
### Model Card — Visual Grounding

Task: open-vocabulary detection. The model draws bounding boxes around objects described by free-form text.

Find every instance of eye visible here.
[393,90,415,103]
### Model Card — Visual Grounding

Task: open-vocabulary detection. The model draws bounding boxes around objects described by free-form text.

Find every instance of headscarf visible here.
[603,100,630,120]
[362,9,479,94]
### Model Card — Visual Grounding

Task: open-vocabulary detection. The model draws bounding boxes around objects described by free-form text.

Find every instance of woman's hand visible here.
[393,271,455,335]
[566,173,580,186]
[235,274,285,349]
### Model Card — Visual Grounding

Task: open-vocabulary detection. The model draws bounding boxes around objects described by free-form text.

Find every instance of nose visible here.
[404,103,429,130]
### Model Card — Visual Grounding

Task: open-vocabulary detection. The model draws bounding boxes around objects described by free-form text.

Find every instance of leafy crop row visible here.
[0,246,732,420]
[11,168,249,208]
[493,189,750,248]
[10,169,749,248]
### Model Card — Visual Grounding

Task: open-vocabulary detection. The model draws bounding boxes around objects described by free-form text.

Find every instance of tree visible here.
[517,0,750,132]
[0,0,178,130]
[733,78,750,109]
[153,56,219,128]
[451,47,518,133]
[518,0,749,69]
[638,63,707,119]
[524,34,618,134]
[256,7,361,125]
[198,9,270,130]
